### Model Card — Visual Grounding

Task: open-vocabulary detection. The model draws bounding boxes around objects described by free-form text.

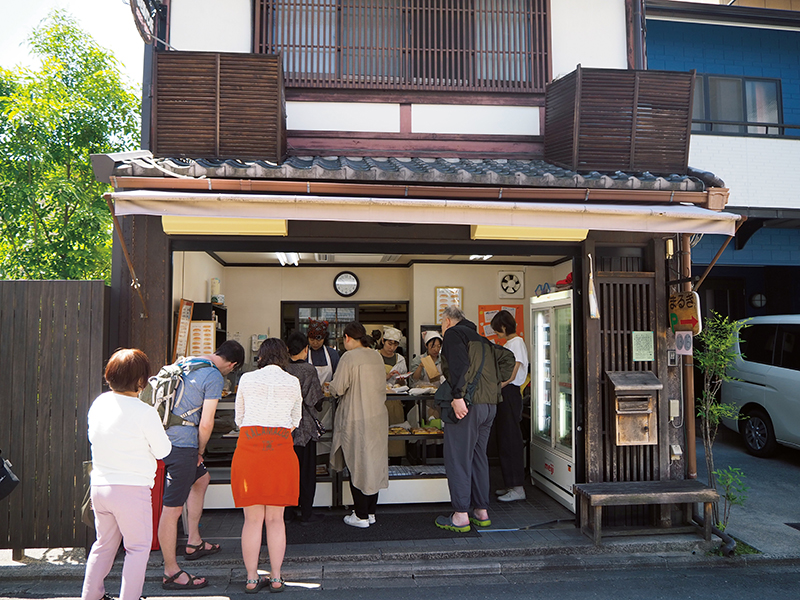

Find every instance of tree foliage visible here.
[694,311,748,524]
[0,10,140,280]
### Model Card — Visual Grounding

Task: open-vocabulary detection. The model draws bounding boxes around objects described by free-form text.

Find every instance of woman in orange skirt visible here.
[231,339,302,593]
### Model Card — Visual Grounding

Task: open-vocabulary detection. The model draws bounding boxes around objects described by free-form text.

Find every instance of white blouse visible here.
[235,364,303,430]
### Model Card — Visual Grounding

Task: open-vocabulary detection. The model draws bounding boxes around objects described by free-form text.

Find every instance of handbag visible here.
[435,343,487,424]
[0,449,20,501]
[81,461,95,529]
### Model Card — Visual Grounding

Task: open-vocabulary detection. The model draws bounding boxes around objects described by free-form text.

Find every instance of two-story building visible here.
[647,0,800,318]
[94,0,736,527]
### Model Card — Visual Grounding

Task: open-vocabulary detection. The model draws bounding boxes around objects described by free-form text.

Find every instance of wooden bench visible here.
[573,480,719,545]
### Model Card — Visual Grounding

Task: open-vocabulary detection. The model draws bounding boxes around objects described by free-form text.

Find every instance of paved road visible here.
[2,562,800,599]
[697,425,800,555]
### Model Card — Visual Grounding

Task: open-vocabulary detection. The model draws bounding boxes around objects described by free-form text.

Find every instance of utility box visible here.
[606,371,663,446]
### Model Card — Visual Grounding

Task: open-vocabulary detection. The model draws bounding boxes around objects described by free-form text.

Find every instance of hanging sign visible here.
[669,291,702,335]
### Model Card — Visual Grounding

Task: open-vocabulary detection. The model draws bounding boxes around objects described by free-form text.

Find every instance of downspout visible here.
[626,0,647,70]
[681,233,696,480]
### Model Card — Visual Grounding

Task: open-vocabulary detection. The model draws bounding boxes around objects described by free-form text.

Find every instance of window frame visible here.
[692,73,784,136]
[253,0,550,94]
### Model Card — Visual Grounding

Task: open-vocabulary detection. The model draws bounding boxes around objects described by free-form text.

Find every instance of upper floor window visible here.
[254,0,549,93]
[692,74,782,135]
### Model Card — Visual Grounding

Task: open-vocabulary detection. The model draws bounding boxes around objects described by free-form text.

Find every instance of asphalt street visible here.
[2,562,800,599]
[697,424,800,555]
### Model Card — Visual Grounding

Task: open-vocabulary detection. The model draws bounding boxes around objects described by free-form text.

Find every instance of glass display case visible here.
[530,290,575,511]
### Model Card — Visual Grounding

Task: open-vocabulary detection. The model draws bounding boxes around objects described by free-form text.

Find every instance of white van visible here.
[721,315,800,457]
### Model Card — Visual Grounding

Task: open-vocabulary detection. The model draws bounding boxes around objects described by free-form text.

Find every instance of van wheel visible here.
[741,407,778,458]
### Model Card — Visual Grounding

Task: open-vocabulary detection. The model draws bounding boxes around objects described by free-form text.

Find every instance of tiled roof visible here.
[112,156,718,191]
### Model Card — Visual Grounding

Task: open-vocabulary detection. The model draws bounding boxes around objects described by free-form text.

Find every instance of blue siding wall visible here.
[647,20,800,129]
[691,228,800,266]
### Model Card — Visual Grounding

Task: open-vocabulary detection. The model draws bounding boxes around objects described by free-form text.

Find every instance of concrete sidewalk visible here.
[4,430,800,593]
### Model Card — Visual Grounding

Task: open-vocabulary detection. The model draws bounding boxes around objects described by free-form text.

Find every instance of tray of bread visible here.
[388,426,411,436]
[410,427,442,435]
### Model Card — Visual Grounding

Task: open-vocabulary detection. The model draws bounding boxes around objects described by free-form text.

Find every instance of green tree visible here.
[0,10,140,280]
[694,312,748,524]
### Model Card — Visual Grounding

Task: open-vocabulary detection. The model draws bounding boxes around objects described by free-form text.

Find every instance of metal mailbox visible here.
[606,371,663,446]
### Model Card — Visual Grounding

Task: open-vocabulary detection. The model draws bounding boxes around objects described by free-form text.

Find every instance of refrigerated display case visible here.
[530,290,576,511]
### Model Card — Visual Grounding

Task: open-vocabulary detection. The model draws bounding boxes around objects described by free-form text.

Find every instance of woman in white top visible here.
[81,348,172,600]
[231,338,302,593]
[490,310,530,503]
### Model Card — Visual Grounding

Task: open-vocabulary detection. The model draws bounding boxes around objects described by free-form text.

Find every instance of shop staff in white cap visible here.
[409,330,443,386]
[378,327,408,385]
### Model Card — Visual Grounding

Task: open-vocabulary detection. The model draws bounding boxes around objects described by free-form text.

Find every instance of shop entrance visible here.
[169,227,581,511]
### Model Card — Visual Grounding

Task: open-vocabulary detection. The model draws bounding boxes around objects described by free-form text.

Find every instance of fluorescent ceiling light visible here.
[276,252,300,266]
[469,254,493,261]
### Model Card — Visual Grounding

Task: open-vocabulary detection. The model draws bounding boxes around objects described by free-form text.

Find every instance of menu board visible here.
[188,321,216,356]
[478,304,524,344]
[172,299,194,361]
[435,287,463,324]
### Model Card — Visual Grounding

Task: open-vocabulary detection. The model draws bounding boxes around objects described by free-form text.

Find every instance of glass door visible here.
[530,290,575,511]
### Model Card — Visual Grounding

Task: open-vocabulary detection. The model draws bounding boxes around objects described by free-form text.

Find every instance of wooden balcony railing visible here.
[152,52,286,161]
[254,0,550,93]
[544,66,696,175]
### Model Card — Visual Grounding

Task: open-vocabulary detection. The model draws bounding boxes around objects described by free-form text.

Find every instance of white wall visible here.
[173,252,225,308]
[550,0,629,79]
[412,105,540,136]
[287,101,540,136]
[287,102,401,133]
[175,256,571,362]
[170,0,252,53]
[688,135,800,210]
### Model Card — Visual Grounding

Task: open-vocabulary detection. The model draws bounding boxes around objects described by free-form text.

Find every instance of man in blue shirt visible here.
[159,340,244,590]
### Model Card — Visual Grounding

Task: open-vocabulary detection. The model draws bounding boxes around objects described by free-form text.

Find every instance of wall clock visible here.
[334,271,359,297]
[498,270,524,299]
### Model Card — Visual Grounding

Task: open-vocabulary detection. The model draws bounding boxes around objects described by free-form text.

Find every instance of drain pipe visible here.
[692,509,737,557]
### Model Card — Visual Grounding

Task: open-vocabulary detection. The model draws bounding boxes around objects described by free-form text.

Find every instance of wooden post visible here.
[682,234,697,480]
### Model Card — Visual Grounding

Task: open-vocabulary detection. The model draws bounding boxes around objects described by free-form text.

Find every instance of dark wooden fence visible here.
[0,281,108,551]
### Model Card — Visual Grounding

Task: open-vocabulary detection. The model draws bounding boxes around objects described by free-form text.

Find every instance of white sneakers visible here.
[368,514,376,524]
[343,511,370,528]
[497,486,527,502]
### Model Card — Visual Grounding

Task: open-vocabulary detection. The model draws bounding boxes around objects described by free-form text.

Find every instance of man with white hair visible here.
[435,305,507,533]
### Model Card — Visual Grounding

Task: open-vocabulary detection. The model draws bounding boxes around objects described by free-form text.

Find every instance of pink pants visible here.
[81,485,153,600]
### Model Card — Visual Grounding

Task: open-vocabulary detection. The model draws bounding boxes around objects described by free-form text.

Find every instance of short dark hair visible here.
[104,348,151,393]
[286,331,309,357]
[344,321,371,347]
[257,338,290,370]
[215,339,245,368]
[490,310,517,334]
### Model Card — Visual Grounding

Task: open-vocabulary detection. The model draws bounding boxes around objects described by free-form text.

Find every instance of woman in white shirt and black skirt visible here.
[490,310,530,503]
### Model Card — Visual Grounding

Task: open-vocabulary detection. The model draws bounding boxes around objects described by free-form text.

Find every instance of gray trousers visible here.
[443,403,497,513]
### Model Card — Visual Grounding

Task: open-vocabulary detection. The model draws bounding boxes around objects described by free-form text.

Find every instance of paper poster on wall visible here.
[478,304,524,344]
[189,321,216,356]
[632,331,655,362]
[436,287,463,324]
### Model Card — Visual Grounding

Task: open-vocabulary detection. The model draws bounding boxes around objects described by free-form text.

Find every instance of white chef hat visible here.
[422,331,443,346]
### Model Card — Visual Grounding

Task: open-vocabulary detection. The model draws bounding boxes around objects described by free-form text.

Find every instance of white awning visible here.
[109,190,739,236]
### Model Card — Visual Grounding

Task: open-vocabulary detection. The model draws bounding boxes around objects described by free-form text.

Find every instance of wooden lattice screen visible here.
[597,275,661,483]
[544,66,696,174]
[152,51,286,161]
[0,281,108,550]
[254,0,550,92]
